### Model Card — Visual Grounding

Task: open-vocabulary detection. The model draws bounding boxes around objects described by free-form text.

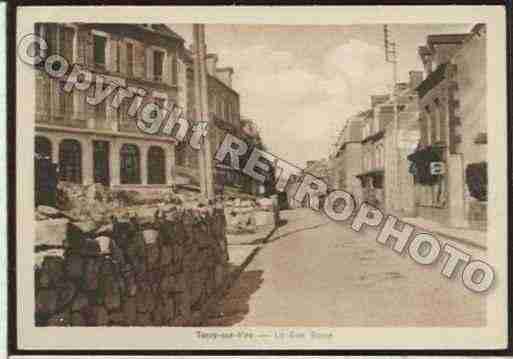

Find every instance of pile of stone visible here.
[35,202,229,327]
[223,196,279,235]
[53,182,183,223]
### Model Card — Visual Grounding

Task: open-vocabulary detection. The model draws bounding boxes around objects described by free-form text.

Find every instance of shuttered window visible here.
[147,146,166,184]
[126,42,134,77]
[93,35,106,67]
[171,56,178,85]
[120,144,141,184]
[59,139,82,183]
[153,50,164,82]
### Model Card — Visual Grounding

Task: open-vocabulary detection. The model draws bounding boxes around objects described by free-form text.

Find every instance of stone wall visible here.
[35,203,229,327]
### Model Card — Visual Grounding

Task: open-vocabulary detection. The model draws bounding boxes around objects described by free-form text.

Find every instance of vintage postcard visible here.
[13,5,508,352]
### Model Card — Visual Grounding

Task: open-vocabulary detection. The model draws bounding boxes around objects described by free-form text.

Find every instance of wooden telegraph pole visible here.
[193,24,215,200]
[384,24,398,87]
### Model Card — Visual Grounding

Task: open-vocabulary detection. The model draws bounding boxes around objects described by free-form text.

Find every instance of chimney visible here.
[205,54,218,77]
[216,67,234,88]
[418,46,433,74]
[408,70,423,90]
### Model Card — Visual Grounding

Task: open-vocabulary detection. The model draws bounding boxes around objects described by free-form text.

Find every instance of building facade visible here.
[383,72,423,216]
[174,50,244,192]
[408,25,487,228]
[357,96,390,208]
[35,23,188,191]
[330,113,364,203]
[35,23,249,197]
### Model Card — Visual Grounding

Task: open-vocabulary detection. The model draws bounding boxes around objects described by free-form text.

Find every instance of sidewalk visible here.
[401,216,487,250]
[226,224,276,245]
[225,222,277,279]
[225,208,327,273]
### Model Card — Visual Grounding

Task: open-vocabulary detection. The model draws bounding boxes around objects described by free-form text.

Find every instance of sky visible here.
[168,23,472,168]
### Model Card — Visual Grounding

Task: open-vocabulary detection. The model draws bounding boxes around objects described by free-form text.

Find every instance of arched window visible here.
[35,136,52,160]
[59,139,82,183]
[120,144,140,184]
[147,146,166,184]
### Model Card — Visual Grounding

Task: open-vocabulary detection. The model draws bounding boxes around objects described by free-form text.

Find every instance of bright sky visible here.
[168,23,472,168]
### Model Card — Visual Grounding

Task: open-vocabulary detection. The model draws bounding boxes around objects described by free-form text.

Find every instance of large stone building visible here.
[174,49,244,192]
[35,23,187,191]
[329,112,365,203]
[407,24,487,228]
[357,94,390,208]
[383,72,423,216]
[34,23,247,196]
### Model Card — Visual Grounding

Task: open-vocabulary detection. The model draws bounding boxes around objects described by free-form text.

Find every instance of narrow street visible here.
[207,208,486,327]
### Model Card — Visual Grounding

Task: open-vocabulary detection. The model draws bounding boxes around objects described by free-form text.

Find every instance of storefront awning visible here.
[407,144,444,162]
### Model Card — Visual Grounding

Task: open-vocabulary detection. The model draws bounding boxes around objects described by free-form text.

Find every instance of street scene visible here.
[27,20,489,329]
[207,208,485,327]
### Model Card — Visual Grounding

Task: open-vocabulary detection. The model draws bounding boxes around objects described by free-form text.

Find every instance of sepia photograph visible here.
[13,5,508,352]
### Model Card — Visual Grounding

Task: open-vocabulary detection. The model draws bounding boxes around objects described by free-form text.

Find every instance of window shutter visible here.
[133,41,146,78]
[85,31,94,67]
[118,40,127,75]
[51,79,62,117]
[438,104,447,144]
[109,38,118,72]
[75,28,87,64]
[171,56,178,85]
[62,27,75,62]
[163,52,171,84]
[36,73,51,116]
[146,48,154,81]
[420,115,427,146]
[44,24,56,59]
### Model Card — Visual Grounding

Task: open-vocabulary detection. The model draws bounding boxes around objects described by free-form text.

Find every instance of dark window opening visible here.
[373,175,384,189]
[171,56,178,85]
[93,141,110,186]
[147,146,166,184]
[154,50,164,82]
[59,139,82,183]
[116,41,120,72]
[93,35,106,67]
[126,42,134,77]
[35,136,52,160]
[120,144,140,184]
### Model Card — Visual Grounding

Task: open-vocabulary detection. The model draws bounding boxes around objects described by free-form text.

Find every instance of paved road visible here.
[207,208,486,327]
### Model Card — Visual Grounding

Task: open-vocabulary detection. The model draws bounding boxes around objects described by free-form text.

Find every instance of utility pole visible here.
[384,24,400,212]
[193,24,215,200]
[384,25,398,88]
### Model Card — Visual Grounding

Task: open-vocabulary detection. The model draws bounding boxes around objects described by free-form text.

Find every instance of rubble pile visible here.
[49,182,184,223]
[34,203,229,327]
[223,196,278,234]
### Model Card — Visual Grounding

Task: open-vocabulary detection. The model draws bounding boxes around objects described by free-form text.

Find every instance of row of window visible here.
[211,93,236,124]
[35,136,168,185]
[38,24,181,85]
